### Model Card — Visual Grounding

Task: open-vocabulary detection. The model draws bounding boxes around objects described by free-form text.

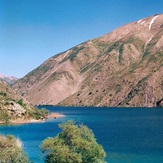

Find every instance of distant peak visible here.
[0,73,4,78]
[0,74,18,85]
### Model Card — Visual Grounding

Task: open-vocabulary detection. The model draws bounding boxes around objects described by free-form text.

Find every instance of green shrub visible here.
[0,134,30,163]
[27,107,49,120]
[17,99,26,108]
[41,120,106,163]
[0,92,7,97]
[0,108,10,123]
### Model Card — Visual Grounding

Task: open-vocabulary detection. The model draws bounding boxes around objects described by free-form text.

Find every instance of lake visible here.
[0,106,163,163]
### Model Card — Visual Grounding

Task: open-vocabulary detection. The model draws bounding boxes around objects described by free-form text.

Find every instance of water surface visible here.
[0,107,163,162]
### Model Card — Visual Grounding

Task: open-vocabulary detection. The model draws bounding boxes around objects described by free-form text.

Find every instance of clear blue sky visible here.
[0,0,163,78]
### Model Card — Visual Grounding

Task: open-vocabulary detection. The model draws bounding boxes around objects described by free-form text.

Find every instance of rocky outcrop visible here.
[0,80,48,123]
[13,14,163,107]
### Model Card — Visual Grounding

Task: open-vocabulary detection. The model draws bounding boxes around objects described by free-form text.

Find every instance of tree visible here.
[0,134,29,163]
[40,121,106,163]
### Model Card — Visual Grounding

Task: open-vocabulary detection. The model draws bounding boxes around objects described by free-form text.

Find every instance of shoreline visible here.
[47,112,65,119]
[0,112,65,125]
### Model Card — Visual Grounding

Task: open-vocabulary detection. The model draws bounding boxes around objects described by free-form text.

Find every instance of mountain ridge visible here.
[13,14,163,107]
[0,73,18,86]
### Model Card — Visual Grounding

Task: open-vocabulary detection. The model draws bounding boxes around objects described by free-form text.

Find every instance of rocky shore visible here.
[0,112,65,124]
[47,112,65,119]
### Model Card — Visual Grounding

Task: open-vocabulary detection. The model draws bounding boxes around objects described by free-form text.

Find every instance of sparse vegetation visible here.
[115,85,121,93]
[27,107,49,120]
[148,55,157,63]
[0,92,7,97]
[17,99,26,108]
[80,62,93,74]
[119,44,124,54]
[0,108,10,123]
[0,80,49,123]
[61,45,85,63]
[11,15,163,107]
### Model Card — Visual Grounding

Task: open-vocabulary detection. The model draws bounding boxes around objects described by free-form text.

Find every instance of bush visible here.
[27,107,49,120]
[40,120,106,163]
[0,134,30,163]
[0,92,7,97]
[17,99,26,108]
[0,108,10,123]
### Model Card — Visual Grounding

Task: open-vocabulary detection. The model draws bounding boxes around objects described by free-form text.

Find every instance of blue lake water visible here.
[0,106,163,163]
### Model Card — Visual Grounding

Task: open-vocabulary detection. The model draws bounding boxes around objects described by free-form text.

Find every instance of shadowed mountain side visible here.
[13,14,163,107]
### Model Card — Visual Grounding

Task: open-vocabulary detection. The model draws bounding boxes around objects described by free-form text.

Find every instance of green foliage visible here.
[0,108,10,123]
[47,72,60,82]
[17,99,26,108]
[0,134,30,163]
[106,37,144,56]
[40,121,106,163]
[148,55,157,63]
[39,108,49,118]
[115,85,121,93]
[119,44,124,54]
[61,46,85,63]
[0,92,7,97]
[17,99,23,105]
[142,51,150,58]
[105,43,118,54]
[138,75,149,84]
[27,107,49,120]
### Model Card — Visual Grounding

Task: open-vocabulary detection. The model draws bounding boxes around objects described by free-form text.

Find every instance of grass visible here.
[60,45,85,63]
[105,37,144,54]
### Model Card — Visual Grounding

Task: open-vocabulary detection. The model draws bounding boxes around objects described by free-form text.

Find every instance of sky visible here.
[0,0,163,78]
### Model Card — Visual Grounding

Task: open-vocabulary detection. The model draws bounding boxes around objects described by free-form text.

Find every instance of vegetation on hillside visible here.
[27,107,49,120]
[0,80,49,123]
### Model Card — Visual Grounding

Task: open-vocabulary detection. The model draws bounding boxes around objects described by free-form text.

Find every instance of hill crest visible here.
[13,14,163,107]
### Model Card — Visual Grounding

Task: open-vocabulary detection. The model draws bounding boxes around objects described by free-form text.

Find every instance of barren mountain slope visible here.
[13,41,100,105]
[13,14,163,107]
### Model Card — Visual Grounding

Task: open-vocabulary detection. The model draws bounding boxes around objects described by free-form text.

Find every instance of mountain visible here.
[13,14,163,107]
[0,74,18,86]
[0,80,48,123]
